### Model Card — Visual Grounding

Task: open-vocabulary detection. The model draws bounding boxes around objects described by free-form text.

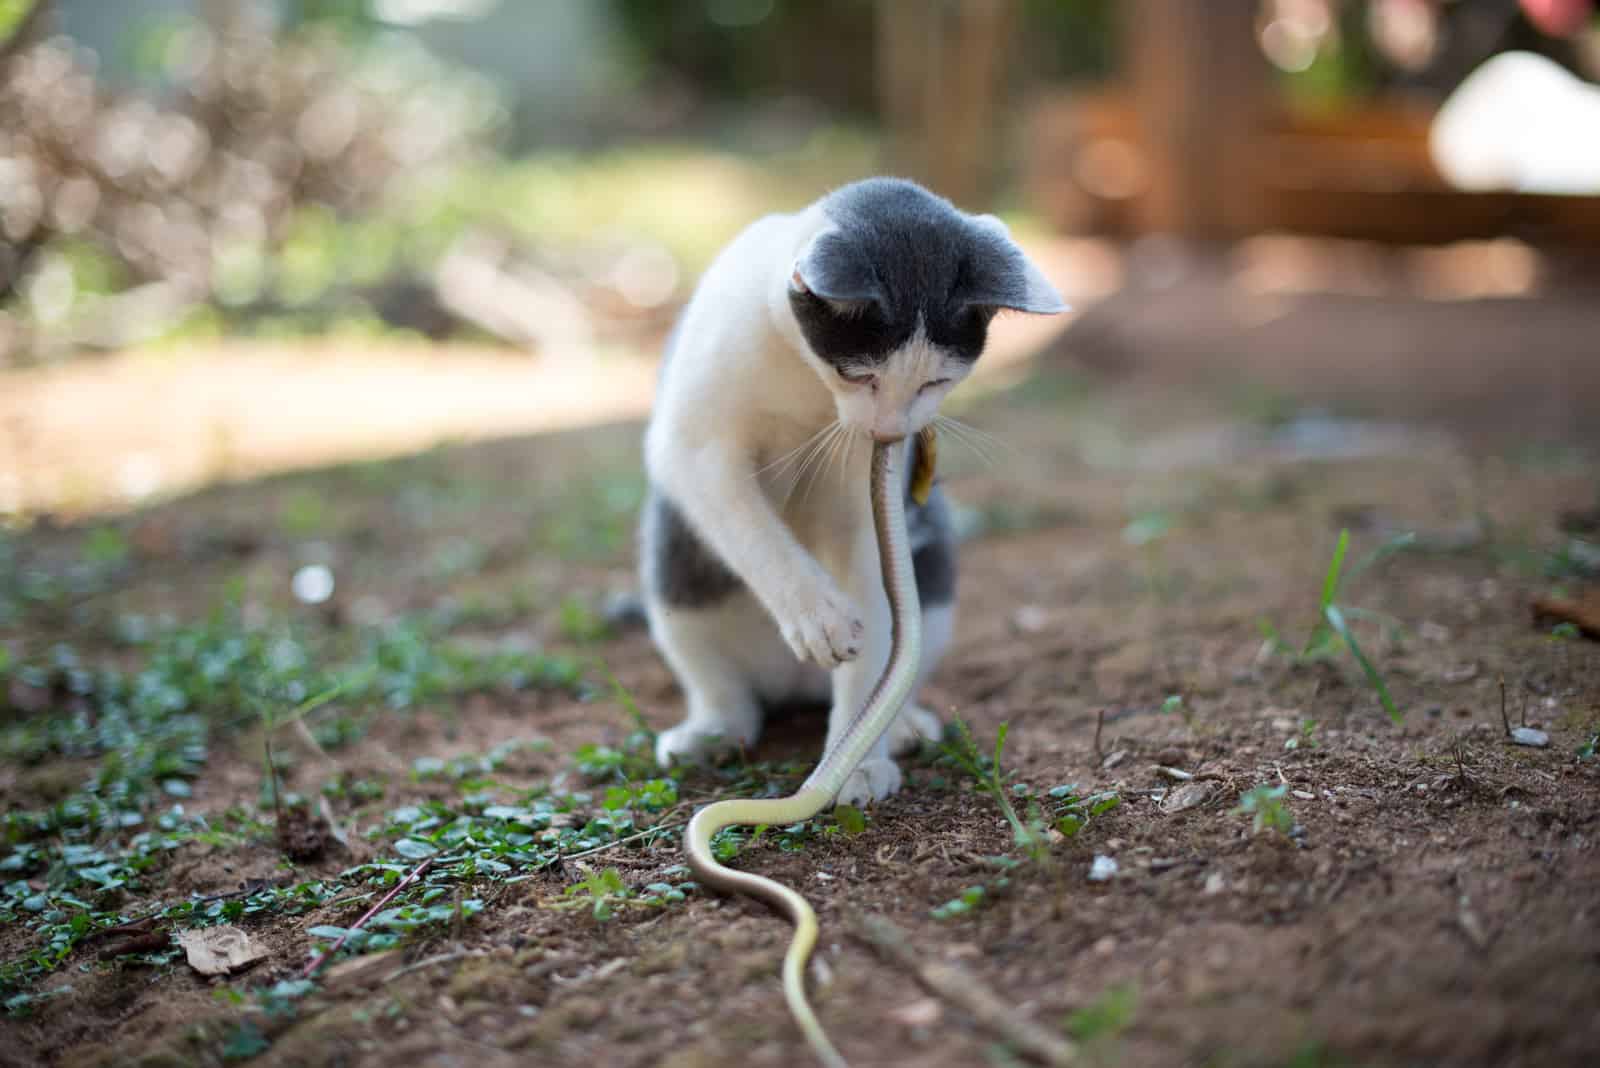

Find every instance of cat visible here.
[639,177,1066,805]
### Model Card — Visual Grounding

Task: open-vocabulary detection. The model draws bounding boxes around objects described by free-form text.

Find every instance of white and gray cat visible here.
[639,177,1065,805]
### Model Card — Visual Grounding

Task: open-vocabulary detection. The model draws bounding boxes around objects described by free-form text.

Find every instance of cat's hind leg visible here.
[642,489,821,766]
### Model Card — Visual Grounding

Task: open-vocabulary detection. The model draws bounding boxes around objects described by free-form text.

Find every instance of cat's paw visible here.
[655,720,753,767]
[775,582,864,669]
[836,757,903,807]
[886,703,943,756]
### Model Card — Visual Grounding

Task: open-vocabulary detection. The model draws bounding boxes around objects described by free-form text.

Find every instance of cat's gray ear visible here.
[791,227,881,306]
[969,214,1070,315]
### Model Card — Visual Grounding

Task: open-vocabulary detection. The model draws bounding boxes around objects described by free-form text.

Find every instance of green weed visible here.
[1238,785,1294,837]
[1259,529,1402,722]
[1065,982,1138,1043]
[939,720,1050,860]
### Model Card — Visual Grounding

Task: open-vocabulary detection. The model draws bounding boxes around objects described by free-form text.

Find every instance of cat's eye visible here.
[919,378,952,393]
[839,369,877,387]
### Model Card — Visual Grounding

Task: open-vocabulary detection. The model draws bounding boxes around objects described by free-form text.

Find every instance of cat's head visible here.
[787,178,1066,443]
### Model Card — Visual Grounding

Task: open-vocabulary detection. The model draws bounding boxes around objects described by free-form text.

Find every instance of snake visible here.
[684,427,936,1068]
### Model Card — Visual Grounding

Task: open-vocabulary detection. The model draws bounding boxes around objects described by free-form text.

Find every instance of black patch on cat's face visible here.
[788,178,1028,376]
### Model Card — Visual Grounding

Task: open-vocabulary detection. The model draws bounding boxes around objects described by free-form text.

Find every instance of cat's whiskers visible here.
[938,413,1016,458]
[934,414,1000,468]
[754,421,835,483]
[800,422,851,505]
[824,424,861,491]
[783,421,843,507]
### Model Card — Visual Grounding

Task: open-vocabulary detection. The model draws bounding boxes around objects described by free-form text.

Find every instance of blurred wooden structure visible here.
[1026,0,1600,246]
[876,0,1018,208]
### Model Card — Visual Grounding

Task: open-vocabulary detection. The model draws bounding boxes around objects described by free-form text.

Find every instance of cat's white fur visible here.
[643,199,1044,805]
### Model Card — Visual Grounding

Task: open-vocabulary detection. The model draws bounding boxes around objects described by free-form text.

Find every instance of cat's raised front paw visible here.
[775,582,864,669]
[836,756,903,806]
[655,720,753,768]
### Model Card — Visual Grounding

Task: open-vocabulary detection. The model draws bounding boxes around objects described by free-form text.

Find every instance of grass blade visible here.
[1325,604,1401,723]
[1319,529,1350,613]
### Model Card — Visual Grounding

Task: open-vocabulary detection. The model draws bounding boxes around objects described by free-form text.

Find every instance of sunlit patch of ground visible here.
[0,234,1096,520]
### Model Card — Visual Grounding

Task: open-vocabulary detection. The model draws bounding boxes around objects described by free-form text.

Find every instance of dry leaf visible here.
[177,926,268,976]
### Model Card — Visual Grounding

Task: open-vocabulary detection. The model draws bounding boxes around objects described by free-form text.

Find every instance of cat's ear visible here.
[790,227,881,308]
[969,214,1070,315]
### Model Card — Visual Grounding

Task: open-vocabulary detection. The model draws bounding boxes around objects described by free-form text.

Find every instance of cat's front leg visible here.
[653,440,864,669]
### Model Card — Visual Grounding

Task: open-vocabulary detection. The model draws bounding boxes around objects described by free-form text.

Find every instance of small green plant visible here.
[1285,718,1319,751]
[939,720,1050,859]
[1237,785,1293,836]
[563,866,630,922]
[931,883,995,920]
[558,596,611,643]
[1065,982,1138,1043]
[1048,783,1121,838]
[1161,693,1197,729]
[1549,621,1581,641]
[556,866,690,921]
[1577,732,1597,760]
[1259,529,1402,723]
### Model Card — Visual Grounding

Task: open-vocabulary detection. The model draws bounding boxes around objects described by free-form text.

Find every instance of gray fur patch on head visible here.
[788,178,1067,374]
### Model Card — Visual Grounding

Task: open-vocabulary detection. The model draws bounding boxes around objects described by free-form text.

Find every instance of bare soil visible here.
[3,288,1599,1068]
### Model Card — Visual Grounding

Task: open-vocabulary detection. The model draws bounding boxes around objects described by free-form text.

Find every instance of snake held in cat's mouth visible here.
[685,430,930,1068]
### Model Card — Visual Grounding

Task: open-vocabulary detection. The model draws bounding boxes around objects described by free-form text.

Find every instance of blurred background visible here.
[2,0,1599,516]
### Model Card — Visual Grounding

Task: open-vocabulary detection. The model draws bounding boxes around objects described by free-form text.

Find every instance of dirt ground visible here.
[3,267,1599,1068]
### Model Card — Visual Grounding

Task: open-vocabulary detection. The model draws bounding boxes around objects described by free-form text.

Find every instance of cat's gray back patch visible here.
[641,488,745,609]
[907,483,956,607]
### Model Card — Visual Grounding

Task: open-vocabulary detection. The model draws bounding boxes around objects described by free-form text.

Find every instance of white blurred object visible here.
[292,564,336,606]
[1430,51,1600,195]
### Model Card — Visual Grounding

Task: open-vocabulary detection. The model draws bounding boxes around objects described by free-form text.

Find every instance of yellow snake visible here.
[685,428,936,1068]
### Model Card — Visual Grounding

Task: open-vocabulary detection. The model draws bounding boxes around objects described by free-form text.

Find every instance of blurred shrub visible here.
[0,0,505,363]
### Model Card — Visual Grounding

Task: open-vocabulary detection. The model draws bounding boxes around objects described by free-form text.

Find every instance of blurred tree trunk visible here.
[1122,0,1270,237]
[875,0,1017,209]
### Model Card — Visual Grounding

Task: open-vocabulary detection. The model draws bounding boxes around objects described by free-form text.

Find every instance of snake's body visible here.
[685,434,929,1068]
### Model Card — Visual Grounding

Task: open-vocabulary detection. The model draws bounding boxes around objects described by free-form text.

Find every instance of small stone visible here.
[1510,727,1550,748]
[1092,935,1117,957]
[1160,782,1215,814]
[1292,790,1315,801]
[1013,605,1049,633]
[1088,855,1118,882]
[1156,766,1193,781]
[1101,749,1129,770]
[291,564,335,605]
[1419,621,1451,642]
[1202,871,1225,895]
[887,997,942,1029]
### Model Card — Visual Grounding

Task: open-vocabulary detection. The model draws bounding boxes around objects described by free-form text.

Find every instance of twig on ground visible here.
[97,929,172,960]
[545,820,689,868]
[853,913,1077,1066]
[302,857,433,979]
[1093,707,1105,762]
[1498,676,1510,736]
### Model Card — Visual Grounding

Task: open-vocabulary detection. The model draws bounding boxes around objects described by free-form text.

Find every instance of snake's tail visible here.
[687,798,849,1068]
[783,916,848,1068]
